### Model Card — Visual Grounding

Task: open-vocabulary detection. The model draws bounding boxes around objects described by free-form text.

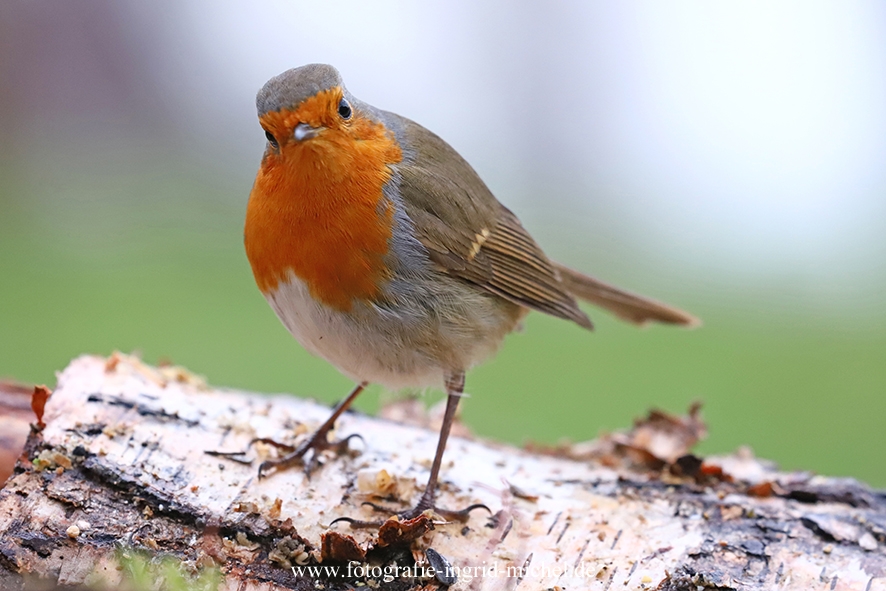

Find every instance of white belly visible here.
[264,271,524,390]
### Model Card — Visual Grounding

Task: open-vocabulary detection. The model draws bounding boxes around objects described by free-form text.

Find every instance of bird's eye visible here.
[338,98,352,120]
[264,130,279,149]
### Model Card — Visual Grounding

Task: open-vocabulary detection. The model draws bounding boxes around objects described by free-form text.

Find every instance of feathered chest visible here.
[245,120,403,312]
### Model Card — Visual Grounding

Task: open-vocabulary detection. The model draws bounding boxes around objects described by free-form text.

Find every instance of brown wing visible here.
[394,119,593,330]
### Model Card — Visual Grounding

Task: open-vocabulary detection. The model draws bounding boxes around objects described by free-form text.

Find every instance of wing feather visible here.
[392,119,592,329]
[387,114,696,330]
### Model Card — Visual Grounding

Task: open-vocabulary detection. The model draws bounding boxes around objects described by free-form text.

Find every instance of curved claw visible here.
[216,383,369,479]
[257,445,314,480]
[257,440,310,479]
[328,515,385,529]
[328,516,357,527]
[206,436,297,468]
[358,500,490,523]
[257,460,274,480]
[336,433,365,450]
[203,450,254,465]
[433,503,491,523]
[310,433,363,473]
[257,431,364,480]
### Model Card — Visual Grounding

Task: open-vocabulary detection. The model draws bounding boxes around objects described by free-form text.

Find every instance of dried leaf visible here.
[670,454,703,478]
[699,462,733,483]
[747,481,774,498]
[31,385,51,429]
[320,531,365,563]
[554,403,707,473]
[376,515,433,547]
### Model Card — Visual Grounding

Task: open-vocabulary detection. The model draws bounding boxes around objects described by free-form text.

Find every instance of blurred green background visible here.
[2,2,885,487]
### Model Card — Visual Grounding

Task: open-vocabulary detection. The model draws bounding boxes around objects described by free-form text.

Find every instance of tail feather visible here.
[553,262,700,327]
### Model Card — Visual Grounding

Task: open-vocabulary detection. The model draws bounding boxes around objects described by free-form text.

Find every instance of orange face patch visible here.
[245,87,403,312]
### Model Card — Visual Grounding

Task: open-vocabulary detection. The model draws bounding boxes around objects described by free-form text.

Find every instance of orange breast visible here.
[245,99,403,312]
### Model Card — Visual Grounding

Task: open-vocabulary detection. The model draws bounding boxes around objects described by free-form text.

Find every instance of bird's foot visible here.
[206,430,363,478]
[259,429,364,478]
[330,492,489,529]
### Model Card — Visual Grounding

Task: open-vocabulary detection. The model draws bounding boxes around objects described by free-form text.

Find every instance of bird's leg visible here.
[401,372,471,519]
[208,382,367,478]
[333,372,489,528]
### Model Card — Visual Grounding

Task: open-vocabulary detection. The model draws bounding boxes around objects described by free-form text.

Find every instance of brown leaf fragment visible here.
[698,462,733,483]
[320,531,366,563]
[233,501,260,513]
[104,353,121,372]
[197,525,226,565]
[269,497,283,519]
[376,515,434,548]
[747,481,775,498]
[625,404,706,464]
[670,454,703,478]
[558,403,707,472]
[615,442,667,470]
[31,385,51,429]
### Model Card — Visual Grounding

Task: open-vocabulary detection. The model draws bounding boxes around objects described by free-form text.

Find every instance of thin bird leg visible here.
[332,372,489,528]
[409,372,467,515]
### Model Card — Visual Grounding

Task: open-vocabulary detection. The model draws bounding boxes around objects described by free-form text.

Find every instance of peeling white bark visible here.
[0,355,884,591]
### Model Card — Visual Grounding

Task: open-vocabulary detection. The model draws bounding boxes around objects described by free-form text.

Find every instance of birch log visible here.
[0,354,884,591]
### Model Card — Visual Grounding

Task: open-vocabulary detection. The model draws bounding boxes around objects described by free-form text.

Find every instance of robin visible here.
[241,64,697,522]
